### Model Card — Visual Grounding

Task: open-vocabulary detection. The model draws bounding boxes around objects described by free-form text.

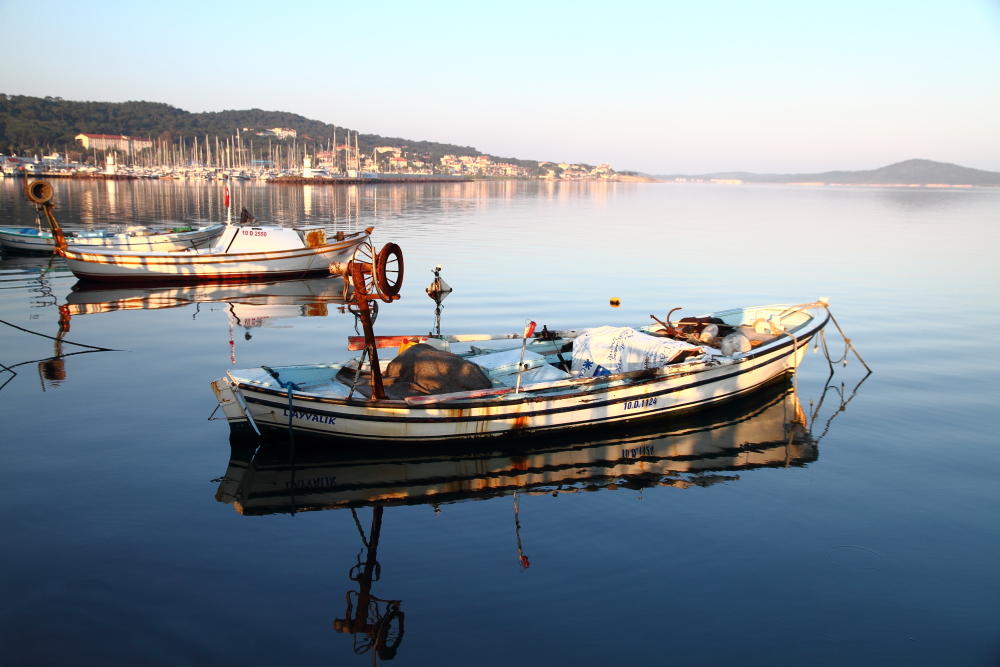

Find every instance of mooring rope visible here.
[260,365,302,513]
[351,508,370,548]
[0,318,119,351]
[0,349,117,394]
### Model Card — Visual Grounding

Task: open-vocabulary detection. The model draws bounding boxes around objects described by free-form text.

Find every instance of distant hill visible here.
[657,159,1000,186]
[0,93,539,166]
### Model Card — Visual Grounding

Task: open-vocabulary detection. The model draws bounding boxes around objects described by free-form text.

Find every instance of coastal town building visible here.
[436,154,532,177]
[56,133,617,181]
[75,134,153,153]
[255,127,297,139]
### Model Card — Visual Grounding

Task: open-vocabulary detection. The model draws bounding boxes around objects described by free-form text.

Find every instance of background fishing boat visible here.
[23,180,371,283]
[0,223,225,253]
[58,224,370,283]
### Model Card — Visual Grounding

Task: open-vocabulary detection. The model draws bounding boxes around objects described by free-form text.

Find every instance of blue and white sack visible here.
[570,326,703,378]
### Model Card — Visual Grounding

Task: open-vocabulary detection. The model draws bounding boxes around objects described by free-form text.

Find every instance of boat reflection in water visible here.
[0,252,74,391]
[217,379,815,514]
[0,259,350,393]
[65,276,349,328]
[214,377,819,663]
[50,278,349,384]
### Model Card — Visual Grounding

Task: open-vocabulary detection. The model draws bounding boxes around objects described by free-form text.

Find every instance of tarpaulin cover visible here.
[382,343,493,399]
[571,326,703,377]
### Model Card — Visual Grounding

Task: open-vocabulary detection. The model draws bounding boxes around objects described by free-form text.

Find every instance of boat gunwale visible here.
[0,223,225,240]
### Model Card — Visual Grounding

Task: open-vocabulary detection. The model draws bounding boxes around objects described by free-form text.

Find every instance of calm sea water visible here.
[1,178,997,666]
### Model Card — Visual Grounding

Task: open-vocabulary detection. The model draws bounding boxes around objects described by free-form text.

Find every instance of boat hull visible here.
[60,232,368,283]
[0,225,225,253]
[217,381,813,515]
[217,306,829,443]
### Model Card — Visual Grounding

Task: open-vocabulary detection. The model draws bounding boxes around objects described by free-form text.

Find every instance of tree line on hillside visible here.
[0,94,537,167]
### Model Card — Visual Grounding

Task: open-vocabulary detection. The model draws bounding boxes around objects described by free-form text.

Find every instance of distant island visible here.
[656,159,1000,186]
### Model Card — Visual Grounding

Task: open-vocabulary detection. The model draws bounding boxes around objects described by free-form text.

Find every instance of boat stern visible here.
[211,375,259,434]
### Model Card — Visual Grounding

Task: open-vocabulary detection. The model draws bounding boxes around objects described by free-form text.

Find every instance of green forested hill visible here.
[0,93,495,161]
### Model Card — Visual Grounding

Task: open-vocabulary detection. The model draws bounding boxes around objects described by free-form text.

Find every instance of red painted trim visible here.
[347,335,428,351]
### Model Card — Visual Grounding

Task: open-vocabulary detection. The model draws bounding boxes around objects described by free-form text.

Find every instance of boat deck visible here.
[229,318,800,406]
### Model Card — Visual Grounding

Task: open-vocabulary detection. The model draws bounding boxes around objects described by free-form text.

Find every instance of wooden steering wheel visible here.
[348,240,378,298]
[348,241,405,304]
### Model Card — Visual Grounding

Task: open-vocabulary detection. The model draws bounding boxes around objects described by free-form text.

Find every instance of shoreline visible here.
[3,173,996,188]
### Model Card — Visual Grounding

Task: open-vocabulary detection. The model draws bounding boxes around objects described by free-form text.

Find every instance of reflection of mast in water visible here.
[513,492,530,569]
[37,305,70,390]
[0,306,116,394]
[30,257,67,389]
[228,303,238,364]
[27,255,59,309]
[334,507,405,663]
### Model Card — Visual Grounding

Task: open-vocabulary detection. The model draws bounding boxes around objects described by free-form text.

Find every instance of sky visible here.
[1,0,998,174]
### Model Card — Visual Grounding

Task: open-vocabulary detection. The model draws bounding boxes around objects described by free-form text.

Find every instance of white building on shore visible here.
[75,134,153,153]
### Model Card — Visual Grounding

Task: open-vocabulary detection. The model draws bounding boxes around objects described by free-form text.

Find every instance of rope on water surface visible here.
[0,349,116,393]
[0,318,119,351]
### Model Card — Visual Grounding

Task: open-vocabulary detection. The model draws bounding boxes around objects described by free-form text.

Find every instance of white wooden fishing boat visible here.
[57,224,371,283]
[22,179,371,283]
[211,300,832,443]
[0,223,225,253]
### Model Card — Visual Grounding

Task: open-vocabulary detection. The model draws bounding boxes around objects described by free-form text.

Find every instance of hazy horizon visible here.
[1,0,997,174]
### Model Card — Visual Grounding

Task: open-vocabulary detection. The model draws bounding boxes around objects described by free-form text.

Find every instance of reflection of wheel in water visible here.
[374,243,404,299]
[374,609,405,661]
